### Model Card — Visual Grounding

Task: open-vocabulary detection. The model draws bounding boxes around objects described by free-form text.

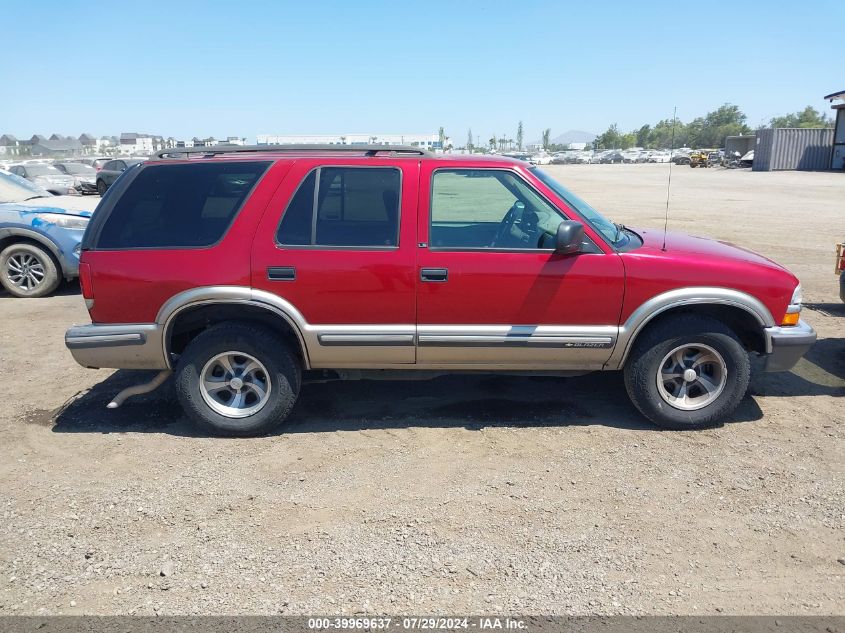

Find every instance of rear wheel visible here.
[0,243,60,298]
[96,179,107,196]
[175,322,301,436]
[623,315,750,430]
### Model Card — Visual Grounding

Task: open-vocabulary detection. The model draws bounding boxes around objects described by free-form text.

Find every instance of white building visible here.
[256,133,442,150]
[119,133,155,155]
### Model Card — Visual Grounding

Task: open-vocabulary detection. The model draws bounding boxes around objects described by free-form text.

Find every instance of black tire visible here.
[96,179,107,196]
[175,323,301,437]
[623,315,750,430]
[0,242,61,298]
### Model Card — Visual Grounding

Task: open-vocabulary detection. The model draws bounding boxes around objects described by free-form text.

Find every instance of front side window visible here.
[430,169,566,249]
[277,167,400,247]
[95,161,270,249]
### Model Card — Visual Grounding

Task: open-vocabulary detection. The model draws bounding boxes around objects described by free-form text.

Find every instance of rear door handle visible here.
[267,266,296,281]
[420,268,448,282]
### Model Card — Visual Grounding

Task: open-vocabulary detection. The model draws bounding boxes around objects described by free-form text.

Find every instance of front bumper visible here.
[65,323,169,370]
[762,320,816,372]
[75,181,97,194]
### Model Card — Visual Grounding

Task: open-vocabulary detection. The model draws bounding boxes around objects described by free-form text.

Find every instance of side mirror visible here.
[555,220,584,254]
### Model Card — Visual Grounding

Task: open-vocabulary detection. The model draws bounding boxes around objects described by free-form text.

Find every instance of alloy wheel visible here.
[5,251,46,292]
[199,351,271,418]
[656,343,727,411]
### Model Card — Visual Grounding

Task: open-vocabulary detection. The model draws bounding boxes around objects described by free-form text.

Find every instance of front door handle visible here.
[420,268,448,282]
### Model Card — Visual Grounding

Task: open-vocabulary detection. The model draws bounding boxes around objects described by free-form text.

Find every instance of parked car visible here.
[95,158,145,195]
[8,163,78,195]
[65,144,815,436]
[80,157,113,172]
[54,162,98,194]
[601,151,624,164]
[0,169,93,297]
[532,154,553,165]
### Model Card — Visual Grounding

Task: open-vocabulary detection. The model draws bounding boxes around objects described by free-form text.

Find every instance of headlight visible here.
[789,284,803,308]
[34,213,89,230]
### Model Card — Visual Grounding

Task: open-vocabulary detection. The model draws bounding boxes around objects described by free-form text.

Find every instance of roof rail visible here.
[153,144,433,159]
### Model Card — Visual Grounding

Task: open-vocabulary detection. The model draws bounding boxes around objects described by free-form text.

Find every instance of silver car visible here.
[8,163,78,196]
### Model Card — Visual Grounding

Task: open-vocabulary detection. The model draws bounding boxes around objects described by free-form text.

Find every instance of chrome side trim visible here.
[416,324,617,367]
[607,287,776,370]
[318,333,416,346]
[66,332,145,347]
[309,324,416,364]
[418,325,614,348]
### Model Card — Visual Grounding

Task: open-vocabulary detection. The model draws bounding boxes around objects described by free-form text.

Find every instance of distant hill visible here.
[550,130,596,145]
[530,130,597,146]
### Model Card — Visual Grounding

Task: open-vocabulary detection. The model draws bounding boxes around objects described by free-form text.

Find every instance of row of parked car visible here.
[0,156,146,197]
[517,147,754,168]
[517,148,690,166]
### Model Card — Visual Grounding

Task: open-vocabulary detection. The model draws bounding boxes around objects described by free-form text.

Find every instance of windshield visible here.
[26,164,62,176]
[0,170,52,203]
[530,167,622,245]
[59,163,95,175]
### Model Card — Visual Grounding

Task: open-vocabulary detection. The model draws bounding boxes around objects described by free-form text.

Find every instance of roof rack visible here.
[153,144,433,159]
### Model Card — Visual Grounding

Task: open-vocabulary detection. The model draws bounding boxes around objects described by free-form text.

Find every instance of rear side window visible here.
[276,167,400,247]
[95,161,270,249]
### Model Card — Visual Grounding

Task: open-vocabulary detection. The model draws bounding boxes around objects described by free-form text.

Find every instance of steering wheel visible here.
[492,201,543,248]
[492,201,532,247]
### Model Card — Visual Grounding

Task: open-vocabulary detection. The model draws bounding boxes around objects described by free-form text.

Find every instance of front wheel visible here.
[0,243,60,298]
[175,323,301,436]
[623,315,750,430]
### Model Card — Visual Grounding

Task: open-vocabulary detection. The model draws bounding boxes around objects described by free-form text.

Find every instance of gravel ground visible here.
[0,164,843,616]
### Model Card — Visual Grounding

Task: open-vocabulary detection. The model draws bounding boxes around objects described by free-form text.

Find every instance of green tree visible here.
[647,118,688,149]
[595,123,622,149]
[769,106,833,128]
[541,128,551,151]
[692,103,750,147]
[620,133,637,150]
[636,124,651,148]
[516,121,524,151]
[489,135,497,150]
[466,128,473,151]
[438,127,446,150]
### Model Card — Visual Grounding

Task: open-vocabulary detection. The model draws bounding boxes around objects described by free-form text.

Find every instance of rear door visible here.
[251,158,419,367]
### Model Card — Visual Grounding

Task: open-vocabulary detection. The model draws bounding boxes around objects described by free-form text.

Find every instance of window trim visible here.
[275,165,403,251]
[87,161,272,252]
[427,167,600,254]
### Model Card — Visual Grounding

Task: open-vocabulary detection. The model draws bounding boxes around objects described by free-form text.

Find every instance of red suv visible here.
[65,145,815,436]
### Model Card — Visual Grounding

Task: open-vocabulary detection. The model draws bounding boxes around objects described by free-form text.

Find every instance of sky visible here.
[1,0,842,144]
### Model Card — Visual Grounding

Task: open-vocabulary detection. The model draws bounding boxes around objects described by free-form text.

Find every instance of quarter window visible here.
[95,161,270,249]
[276,167,400,247]
[430,169,566,249]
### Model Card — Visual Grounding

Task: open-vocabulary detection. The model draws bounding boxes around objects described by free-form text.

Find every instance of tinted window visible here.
[430,169,565,249]
[276,167,400,247]
[96,161,270,249]
[103,161,118,171]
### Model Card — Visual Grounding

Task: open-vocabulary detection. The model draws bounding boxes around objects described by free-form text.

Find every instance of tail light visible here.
[79,262,94,310]
[836,243,844,274]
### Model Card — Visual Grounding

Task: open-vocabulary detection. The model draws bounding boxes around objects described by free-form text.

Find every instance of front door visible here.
[415,165,625,369]
[252,159,419,367]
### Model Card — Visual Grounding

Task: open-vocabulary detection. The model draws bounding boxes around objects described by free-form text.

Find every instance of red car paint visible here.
[82,153,798,330]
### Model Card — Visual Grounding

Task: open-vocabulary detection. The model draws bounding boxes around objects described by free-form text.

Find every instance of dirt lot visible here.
[0,165,842,616]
